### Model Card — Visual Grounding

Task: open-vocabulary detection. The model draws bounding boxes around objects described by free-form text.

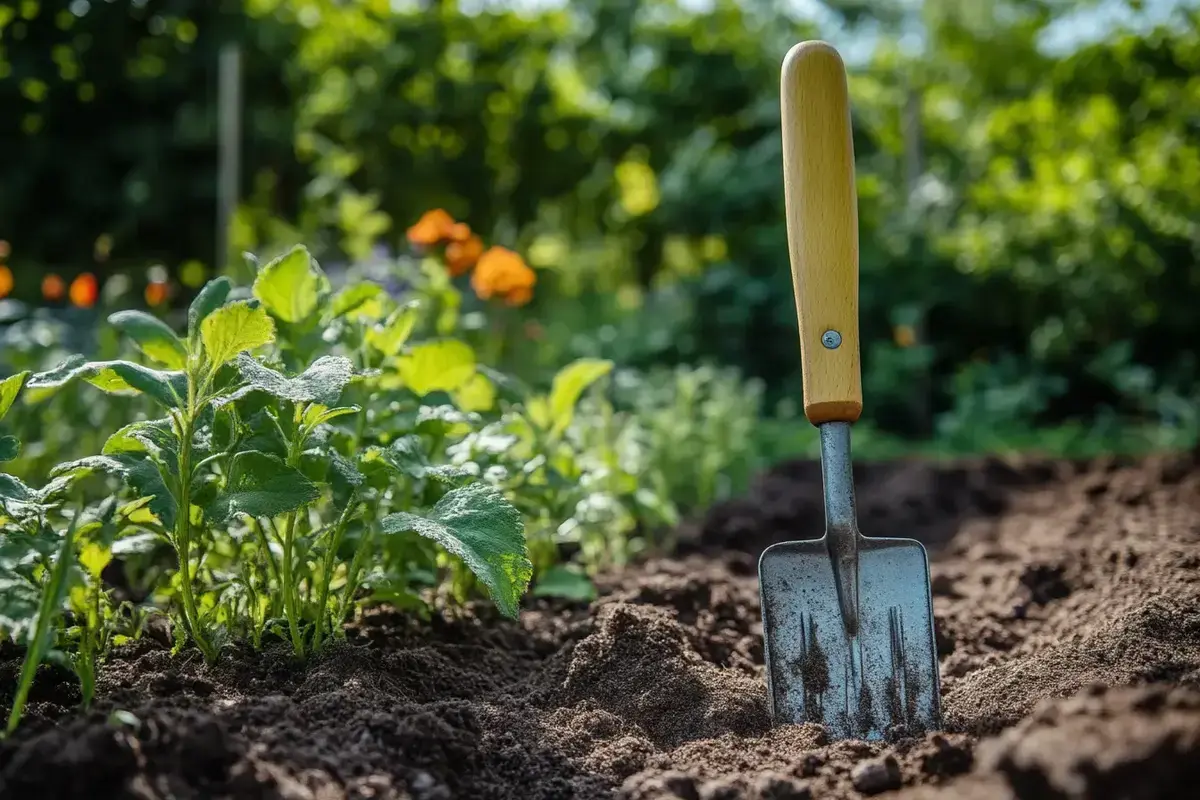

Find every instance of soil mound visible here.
[3,451,1200,798]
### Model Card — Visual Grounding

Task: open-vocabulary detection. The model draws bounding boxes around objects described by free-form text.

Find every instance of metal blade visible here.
[758,535,941,740]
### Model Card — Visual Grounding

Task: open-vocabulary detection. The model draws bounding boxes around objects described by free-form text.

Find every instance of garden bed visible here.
[3,449,1200,799]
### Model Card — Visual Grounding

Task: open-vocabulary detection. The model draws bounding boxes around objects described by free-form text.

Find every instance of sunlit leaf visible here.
[253,245,330,324]
[330,281,386,319]
[0,371,30,421]
[454,372,496,412]
[201,301,276,367]
[397,339,476,396]
[548,358,612,437]
[367,303,419,356]
[108,310,187,369]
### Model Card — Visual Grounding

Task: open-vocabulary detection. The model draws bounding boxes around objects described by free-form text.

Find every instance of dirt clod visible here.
[850,755,902,795]
[3,453,1200,798]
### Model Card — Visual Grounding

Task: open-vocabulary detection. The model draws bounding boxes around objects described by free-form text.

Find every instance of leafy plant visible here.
[1,242,558,735]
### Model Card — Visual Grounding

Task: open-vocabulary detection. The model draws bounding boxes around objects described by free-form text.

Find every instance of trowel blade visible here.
[758,535,941,740]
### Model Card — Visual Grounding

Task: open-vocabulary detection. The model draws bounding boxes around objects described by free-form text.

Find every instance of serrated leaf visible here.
[379,435,472,484]
[253,245,330,324]
[52,455,177,530]
[27,358,187,410]
[201,301,276,366]
[397,339,476,396]
[234,354,354,406]
[189,276,233,336]
[532,565,598,602]
[381,482,530,618]
[206,451,320,524]
[0,371,30,421]
[108,310,188,369]
[548,358,613,437]
[367,303,419,356]
[103,419,179,475]
[0,436,19,462]
[330,282,386,320]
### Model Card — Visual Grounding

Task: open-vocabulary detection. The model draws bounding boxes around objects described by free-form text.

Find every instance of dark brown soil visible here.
[4,449,1200,799]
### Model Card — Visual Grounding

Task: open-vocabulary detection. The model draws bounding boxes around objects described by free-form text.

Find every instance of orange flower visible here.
[445,234,484,276]
[42,273,66,301]
[145,280,169,307]
[470,246,536,307]
[893,324,916,348]
[0,266,12,298]
[406,209,457,246]
[69,272,99,308]
[447,222,472,242]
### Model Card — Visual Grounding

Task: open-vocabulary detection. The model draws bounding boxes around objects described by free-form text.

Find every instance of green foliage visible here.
[3,0,1198,444]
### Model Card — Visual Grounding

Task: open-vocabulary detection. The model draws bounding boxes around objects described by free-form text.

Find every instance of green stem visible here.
[174,390,216,663]
[6,517,76,735]
[279,509,305,659]
[336,523,374,635]
[312,497,357,653]
[279,406,310,660]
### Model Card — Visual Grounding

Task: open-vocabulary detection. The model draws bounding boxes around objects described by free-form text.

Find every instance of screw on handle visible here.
[780,41,863,426]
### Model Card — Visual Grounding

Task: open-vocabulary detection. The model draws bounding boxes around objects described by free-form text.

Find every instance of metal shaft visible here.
[819,421,861,636]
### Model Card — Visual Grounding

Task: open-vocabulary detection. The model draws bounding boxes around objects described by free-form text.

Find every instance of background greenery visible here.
[2,0,1198,487]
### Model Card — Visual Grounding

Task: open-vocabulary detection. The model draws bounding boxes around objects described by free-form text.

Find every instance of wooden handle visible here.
[781,41,863,425]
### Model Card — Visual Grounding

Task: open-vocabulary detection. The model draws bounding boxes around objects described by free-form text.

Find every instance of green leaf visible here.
[397,339,476,396]
[103,419,179,475]
[233,354,354,406]
[454,372,496,413]
[52,455,177,530]
[379,435,474,484]
[188,276,233,337]
[0,569,42,643]
[79,542,112,580]
[330,282,386,319]
[0,436,18,462]
[201,301,276,366]
[532,565,598,602]
[548,358,613,437]
[206,451,320,524]
[108,310,188,369]
[26,358,186,410]
[0,370,30,421]
[302,404,361,428]
[381,482,530,619]
[253,245,330,324]
[367,303,419,356]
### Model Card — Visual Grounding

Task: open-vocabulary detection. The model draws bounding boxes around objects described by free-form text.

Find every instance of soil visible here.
[4,449,1200,799]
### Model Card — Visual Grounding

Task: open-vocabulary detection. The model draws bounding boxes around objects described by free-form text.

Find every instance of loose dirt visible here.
[4,449,1200,799]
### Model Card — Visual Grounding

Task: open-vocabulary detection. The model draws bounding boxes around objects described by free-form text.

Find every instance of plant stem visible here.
[175,394,215,663]
[312,497,357,653]
[336,523,374,635]
[6,516,75,735]
[278,508,305,659]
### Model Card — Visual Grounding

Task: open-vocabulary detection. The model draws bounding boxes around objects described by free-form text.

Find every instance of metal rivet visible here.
[822,330,842,349]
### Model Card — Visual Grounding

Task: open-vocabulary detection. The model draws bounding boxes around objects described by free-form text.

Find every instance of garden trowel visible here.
[758,41,942,741]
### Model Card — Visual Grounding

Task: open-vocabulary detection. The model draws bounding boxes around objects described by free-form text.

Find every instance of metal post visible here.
[216,42,242,275]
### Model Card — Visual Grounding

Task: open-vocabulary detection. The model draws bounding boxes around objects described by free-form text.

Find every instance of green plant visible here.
[1,244,555,735]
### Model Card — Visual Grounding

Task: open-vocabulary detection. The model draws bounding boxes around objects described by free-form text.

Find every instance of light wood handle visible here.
[781,41,863,425]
